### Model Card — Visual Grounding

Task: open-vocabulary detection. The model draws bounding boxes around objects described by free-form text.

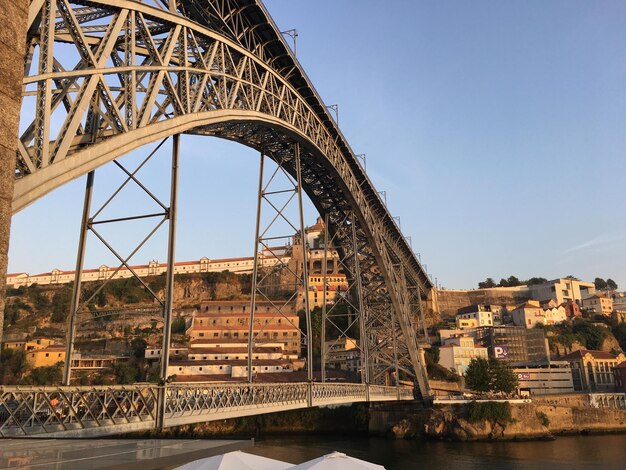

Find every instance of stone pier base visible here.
[0,0,28,347]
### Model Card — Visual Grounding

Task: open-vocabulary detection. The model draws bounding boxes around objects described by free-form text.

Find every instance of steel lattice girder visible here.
[15,0,432,394]
[0,383,413,437]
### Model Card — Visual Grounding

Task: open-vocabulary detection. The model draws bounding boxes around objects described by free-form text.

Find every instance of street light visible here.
[280,29,298,55]
[378,191,387,205]
[356,153,366,171]
[326,104,339,125]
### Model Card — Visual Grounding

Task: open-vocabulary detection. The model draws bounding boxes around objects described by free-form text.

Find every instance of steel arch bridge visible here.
[3,0,434,437]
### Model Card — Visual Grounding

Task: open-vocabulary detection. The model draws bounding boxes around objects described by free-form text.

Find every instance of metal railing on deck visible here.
[0,382,413,437]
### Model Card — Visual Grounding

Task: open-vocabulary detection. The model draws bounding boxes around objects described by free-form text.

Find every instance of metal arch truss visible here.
[17,0,432,396]
[0,383,413,437]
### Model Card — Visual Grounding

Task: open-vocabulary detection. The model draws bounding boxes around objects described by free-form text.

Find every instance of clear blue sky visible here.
[8,0,626,290]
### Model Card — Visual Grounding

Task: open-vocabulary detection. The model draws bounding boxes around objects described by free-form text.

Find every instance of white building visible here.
[511,300,567,328]
[439,336,488,376]
[528,278,595,305]
[455,308,493,329]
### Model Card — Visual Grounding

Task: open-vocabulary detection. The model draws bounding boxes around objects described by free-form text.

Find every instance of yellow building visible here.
[4,338,56,351]
[26,346,66,368]
[582,295,613,316]
[305,274,349,307]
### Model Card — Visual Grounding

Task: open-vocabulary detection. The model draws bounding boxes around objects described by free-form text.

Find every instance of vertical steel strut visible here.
[351,214,369,385]
[321,214,329,383]
[295,143,313,383]
[160,133,179,383]
[64,170,95,385]
[247,151,264,383]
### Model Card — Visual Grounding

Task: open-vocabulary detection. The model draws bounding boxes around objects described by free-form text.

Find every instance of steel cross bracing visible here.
[0,383,413,437]
[15,0,433,394]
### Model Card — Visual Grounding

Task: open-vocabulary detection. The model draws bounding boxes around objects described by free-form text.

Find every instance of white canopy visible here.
[289,451,385,470]
[176,450,293,470]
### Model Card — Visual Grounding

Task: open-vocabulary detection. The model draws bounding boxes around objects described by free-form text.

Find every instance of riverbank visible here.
[384,400,626,441]
[138,396,626,442]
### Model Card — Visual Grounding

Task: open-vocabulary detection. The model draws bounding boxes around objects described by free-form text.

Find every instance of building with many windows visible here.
[562,349,626,392]
[528,278,595,305]
[324,337,361,373]
[474,326,549,365]
[455,305,494,329]
[187,301,301,355]
[513,362,575,396]
[439,335,488,375]
[581,294,613,317]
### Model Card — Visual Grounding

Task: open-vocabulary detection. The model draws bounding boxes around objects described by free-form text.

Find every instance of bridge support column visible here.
[295,143,313,382]
[160,134,179,384]
[64,171,95,385]
[247,151,264,383]
[0,0,28,357]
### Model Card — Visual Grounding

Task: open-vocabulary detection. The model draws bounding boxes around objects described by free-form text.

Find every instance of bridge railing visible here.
[0,382,413,437]
[0,384,158,437]
[164,382,309,418]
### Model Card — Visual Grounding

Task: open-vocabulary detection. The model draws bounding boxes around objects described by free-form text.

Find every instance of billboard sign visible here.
[494,344,509,359]
[517,372,531,380]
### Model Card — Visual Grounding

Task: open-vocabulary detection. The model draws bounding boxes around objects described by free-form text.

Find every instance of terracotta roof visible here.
[190,339,248,345]
[190,325,299,331]
[199,300,289,305]
[170,359,292,367]
[514,302,542,310]
[194,313,298,319]
[561,349,619,361]
[188,347,282,355]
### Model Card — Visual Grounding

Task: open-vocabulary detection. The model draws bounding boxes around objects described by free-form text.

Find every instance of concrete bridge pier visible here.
[0,0,28,350]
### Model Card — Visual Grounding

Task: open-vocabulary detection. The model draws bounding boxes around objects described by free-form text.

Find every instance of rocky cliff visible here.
[387,402,626,441]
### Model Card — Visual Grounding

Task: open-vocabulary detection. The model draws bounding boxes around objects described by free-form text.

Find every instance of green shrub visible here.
[467,401,512,424]
[536,411,550,427]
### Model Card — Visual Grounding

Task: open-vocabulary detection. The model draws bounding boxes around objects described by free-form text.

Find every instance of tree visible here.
[526,277,548,286]
[498,278,509,287]
[613,323,626,351]
[51,288,72,323]
[573,321,607,350]
[607,279,618,291]
[465,357,519,394]
[478,278,497,289]
[489,359,519,394]
[130,338,147,359]
[506,276,521,287]
[172,316,187,334]
[25,364,63,385]
[595,278,607,290]
[465,357,492,392]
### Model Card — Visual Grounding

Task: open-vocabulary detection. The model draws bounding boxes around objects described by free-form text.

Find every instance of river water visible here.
[249,434,626,469]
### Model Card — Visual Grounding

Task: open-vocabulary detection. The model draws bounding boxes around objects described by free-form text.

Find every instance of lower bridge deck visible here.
[0,382,414,438]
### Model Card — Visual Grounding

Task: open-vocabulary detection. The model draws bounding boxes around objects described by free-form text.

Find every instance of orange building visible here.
[188,301,301,354]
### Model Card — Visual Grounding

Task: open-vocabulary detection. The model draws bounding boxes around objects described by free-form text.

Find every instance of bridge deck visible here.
[0,383,414,438]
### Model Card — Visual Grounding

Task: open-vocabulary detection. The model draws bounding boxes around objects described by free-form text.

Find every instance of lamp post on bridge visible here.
[356,153,366,172]
[326,104,339,125]
[280,29,298,55]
